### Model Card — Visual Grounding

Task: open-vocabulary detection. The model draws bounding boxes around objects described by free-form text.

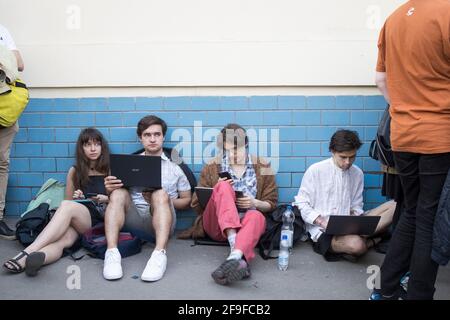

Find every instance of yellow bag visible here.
[0,79,29,127]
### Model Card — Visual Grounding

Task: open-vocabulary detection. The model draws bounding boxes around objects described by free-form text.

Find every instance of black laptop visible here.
[325,215,380,236]
[110,154,162,190]
[195,187,213,209]
[195,187,244,209]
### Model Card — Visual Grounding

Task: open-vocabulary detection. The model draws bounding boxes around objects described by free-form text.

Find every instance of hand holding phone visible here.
[235,190,244,198]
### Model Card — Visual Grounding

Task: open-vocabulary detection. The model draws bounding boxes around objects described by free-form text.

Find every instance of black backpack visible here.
[133,147,197,193]
[15,203,51,246]
[369,105,395,168]
[258,205,306,260]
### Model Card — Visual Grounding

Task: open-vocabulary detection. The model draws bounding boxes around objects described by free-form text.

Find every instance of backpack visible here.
[21,178,65,217]
[78,223,142,260]
[15,203,51,246]
[0,79,29,128]
[133,147,197,193]
[258,205,306,260]
[369,105,395,168]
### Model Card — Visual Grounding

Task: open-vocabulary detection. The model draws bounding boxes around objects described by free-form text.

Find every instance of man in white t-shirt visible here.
[0,24,24,72]
[294,129,396,262]
[104,115,192,281]
[0,24,24,240]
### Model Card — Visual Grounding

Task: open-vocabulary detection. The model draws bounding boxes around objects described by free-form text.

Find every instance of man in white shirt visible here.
[0,24,24,72]
[104,115,192,281]
[0,24,24,240]
[294,129,395,261]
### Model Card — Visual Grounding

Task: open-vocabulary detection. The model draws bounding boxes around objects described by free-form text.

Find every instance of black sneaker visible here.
[211,259,251,285]
[0,220,16,240]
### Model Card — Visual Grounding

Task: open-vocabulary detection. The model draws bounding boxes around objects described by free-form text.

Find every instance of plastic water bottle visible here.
[281,205,295,253]
[278,234,289,271]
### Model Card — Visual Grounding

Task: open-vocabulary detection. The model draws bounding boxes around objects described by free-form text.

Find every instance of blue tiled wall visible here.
[6,95,388,230]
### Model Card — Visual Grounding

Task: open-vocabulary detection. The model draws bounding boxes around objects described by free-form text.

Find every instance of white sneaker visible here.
[103,248,123,280]
[141,249,167,282]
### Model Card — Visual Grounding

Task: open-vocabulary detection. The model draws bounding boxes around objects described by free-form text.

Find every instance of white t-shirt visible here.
[130,152,191,207]
[294,157,364,242]
[0,24,17,50]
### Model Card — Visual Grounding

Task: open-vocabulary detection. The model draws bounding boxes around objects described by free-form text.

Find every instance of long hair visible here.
[73,128,110,190]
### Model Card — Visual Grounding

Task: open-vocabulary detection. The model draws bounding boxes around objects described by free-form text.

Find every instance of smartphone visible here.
[85,193,98,198]
[218,171,232,180]
[235,190,244,198]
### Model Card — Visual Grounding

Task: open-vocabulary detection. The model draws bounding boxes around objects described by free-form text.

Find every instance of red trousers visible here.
[202,181,266,262]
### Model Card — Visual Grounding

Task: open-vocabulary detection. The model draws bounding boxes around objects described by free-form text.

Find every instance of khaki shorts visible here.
[123,200,176,241]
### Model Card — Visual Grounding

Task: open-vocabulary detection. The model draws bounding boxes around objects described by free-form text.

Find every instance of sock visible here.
[227,249,243,261]
[227,233,236,251]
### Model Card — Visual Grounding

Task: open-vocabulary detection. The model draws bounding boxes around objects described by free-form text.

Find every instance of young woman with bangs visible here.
[3,127,111,276]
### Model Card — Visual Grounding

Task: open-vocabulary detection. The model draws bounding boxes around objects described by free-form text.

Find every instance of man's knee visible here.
[151,189,170,207]
[246,210,265,224]
[109,188,130,205]
[346,237,367,256]
[214,180,233,193]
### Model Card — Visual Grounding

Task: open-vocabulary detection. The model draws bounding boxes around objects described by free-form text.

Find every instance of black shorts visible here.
[79,201,104,226]
[312,233,342,262]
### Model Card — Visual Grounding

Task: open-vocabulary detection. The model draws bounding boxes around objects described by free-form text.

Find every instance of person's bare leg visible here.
[37,227,80,264]
[104,189,130,249]
[4,201,90,270]
[366,200,396,234]
[150,189,172,250]
[331,235,368,256]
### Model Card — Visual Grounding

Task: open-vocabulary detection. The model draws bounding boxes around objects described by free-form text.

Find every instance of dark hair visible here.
[137,115,167,137]
[74,127,110,190]
[217,123,249,151]
[329,129,362,152]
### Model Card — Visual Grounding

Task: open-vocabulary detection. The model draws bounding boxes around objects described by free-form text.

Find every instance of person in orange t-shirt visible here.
[373,0,450,300]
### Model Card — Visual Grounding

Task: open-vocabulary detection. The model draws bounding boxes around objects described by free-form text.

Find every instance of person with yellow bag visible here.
[0,24,27,240]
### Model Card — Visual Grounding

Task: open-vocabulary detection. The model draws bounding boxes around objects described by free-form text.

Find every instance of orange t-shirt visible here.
[376,0,450,154]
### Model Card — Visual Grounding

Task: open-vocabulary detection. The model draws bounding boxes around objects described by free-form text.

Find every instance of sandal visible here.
[25,252,46,277]
[3,250,29,273]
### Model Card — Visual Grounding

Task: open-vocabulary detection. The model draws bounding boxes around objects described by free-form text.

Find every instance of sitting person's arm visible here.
[65,167,81,200]
[172,190,191,210]
[350,170,364,216]
[294,166,325,226]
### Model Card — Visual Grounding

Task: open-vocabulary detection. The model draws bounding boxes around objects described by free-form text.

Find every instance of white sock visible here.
[227,234,236,251]
[106,247,119,254]
[227,249,243,261]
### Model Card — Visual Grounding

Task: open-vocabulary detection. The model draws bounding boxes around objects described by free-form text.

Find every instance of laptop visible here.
[195,187,244,209]
[195,187,213,209]
[110,154,162,190]
[325,215,380,236]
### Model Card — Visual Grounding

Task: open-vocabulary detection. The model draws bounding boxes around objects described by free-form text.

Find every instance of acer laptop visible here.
[325,215,380,236]
[110,154,162,190]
